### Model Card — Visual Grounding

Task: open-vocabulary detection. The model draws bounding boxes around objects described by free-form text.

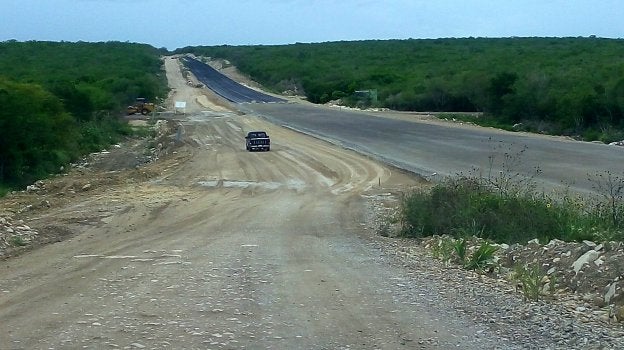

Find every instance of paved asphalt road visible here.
[246,103,624,195]
[185,59,624,195]
[183,57,285,103]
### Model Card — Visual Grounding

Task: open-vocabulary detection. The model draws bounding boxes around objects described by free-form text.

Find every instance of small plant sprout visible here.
[465,242,498,271]
[512,263,543,301]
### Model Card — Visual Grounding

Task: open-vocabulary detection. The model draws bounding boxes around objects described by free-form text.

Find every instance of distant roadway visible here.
[185,58,624,195]
[183,57,285,103]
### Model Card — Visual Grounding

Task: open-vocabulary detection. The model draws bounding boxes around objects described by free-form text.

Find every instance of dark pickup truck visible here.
[245,131,271,152]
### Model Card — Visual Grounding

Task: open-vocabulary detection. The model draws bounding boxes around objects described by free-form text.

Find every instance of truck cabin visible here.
[246,131,268,138]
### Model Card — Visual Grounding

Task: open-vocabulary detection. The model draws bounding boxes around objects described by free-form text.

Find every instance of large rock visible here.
[572,250,600,274]
[605,282,618,304]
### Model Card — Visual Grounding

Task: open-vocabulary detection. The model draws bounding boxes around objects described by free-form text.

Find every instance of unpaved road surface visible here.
[1,57,621,350]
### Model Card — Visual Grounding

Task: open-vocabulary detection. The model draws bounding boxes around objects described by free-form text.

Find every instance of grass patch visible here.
[512,263,552,301]
[401,178,584,243]
[465,242,498,271]
[398,143,624,244]
[399,176,623,243]
[438,113,624,143]
[131,124,156,138]
[430,237,456,263]
[429,237,498,272]
[453,238,467,264]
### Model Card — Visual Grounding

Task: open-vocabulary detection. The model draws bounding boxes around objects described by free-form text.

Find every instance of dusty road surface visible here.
[2,57,621,350]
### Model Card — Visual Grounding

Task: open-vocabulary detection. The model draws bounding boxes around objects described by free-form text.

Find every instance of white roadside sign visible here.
[174,101,186,114]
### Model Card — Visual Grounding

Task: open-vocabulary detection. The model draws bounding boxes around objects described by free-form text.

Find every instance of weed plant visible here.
[589,171,624,228]
[464,242,498,271]
[512,263,544,301]
[429,237,498,272]
[453,238,467,264]
[10,236,27,247]
[430,237,455,263]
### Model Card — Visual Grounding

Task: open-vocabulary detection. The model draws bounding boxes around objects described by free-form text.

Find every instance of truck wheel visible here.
[141,108,149,115]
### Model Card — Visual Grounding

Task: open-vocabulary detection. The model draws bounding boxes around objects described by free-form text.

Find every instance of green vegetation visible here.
[177,37,624,141]
[428,232,560,301]
[464,242,498,271]
[9,235,27,247]
[398,140,624,244]
[0,41,167,189]
[399,171,624,244]
[430,237,456,262]
[453,238,467,263]
[430,236,497,271]
[512,263,545,301]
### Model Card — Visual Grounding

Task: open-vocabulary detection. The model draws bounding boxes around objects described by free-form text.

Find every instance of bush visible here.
[398,141,624,244]
[399,174,622,244]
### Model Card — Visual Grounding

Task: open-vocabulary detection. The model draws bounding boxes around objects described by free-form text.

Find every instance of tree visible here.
[0,78,77,185]
[487,72,518,116]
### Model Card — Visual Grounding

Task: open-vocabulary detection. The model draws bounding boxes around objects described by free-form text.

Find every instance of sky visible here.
[1,0,622,50]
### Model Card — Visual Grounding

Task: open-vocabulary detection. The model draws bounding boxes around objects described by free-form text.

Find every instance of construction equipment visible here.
[127,98,155,115]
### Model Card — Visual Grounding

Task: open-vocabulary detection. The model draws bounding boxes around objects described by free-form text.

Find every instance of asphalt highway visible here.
[247,102,624,195]
[183,57,285,103]
[185,59,624,195]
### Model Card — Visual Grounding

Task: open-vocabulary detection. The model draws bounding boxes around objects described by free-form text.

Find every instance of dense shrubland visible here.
[0,41,167,191]
[177,37,624,142]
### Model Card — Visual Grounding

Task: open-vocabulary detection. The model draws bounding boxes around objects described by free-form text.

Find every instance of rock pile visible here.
[609,140,624,147]
[502,238,624,313]
[0,216,39,256]
[421,234,624,323]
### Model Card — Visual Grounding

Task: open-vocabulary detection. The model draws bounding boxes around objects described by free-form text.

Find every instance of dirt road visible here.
[0,56,478,349]
[5,57,620,349]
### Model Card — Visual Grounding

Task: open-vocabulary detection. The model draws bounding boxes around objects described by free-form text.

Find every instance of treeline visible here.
[0,41,167,190]
[177,37,624,140]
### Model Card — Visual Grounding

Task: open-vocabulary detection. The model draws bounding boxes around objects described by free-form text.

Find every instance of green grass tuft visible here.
[512,263,543,301]
[464,242,498,271]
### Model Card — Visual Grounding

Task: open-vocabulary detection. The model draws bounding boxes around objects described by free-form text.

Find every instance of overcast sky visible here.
[2,0,622,49]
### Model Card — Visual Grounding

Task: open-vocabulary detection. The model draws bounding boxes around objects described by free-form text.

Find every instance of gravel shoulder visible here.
[0,57,623,349]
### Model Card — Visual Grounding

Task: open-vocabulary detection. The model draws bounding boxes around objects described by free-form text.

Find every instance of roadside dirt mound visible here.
[501,238,624,311]
[364,191,624,327]
[0,119,187,259]
[413,233,624,323]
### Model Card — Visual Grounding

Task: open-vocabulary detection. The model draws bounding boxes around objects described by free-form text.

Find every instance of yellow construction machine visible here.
[127,98,155,115]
